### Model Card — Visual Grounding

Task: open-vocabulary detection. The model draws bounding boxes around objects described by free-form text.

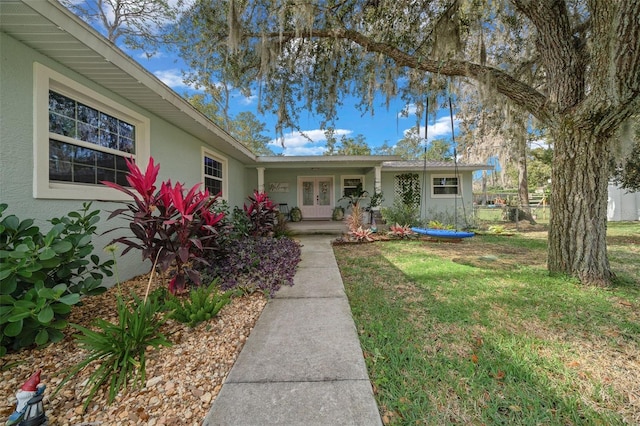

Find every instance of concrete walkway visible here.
[203,235,382,426]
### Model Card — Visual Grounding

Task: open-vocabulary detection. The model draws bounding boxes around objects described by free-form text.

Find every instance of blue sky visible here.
[67,0,458,157]
[134,52,458,156]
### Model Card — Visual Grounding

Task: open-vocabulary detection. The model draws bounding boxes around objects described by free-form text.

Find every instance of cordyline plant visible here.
[102,157,224,293]
[244,190,279,237]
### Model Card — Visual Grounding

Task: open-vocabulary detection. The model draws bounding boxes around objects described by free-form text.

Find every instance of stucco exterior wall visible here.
[0,33,251,284]
[380,170,475,223]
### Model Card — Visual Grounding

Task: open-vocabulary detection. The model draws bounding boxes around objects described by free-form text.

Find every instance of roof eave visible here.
[8,0,256,162]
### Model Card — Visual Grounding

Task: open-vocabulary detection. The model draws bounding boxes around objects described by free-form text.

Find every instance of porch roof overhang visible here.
[253,155,402,169]
[381,160,494,172]
[0,0,256,163]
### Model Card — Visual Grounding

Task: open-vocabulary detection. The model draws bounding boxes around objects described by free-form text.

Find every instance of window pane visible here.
[205,177,222,196]
[74,146,96,166]
[96,151,115,168]
[115,171,129,186]
[78,122,99,143]
[49,139,129,186]
[49,92,76,118]
[96,167,116,184]
[74,164,95,184]
[344,187,360,197]
[119,122,134,139]
[204,156,222,178]
[98,131,117,149]
[119,137,135,153]
[99,112,119,134]
[49,91,136,160]
[49,112,76,137]
[115,155,128,171]
[434,187,458,195]
[49,140,73,182]
[78,103,100,126]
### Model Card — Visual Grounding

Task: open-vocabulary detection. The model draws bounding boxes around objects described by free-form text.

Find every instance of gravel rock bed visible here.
[0,273,267,426]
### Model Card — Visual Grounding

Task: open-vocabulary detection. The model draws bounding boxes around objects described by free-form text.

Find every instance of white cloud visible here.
[236,93,257,106]
[398,103,418,119]
[269,128,352,156]
[403,115,459,142]
[153,69,191,89]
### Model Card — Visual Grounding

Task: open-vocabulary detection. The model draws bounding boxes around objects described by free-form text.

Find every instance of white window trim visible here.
[201,147,228,201]
[33,62,150,200]
[431,173,462,198]
[340,174,365,197]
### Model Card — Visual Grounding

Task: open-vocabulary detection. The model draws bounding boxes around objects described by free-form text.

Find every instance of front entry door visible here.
[299,177,334,219]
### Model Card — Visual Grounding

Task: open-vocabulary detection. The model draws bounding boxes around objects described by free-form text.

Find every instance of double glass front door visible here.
[298,177,334,219]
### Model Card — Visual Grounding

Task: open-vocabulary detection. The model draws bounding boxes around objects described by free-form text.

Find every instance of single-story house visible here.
[0,0,491,283]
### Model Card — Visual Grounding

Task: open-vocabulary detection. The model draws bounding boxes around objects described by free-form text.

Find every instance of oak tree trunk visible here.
[548,118,613,285]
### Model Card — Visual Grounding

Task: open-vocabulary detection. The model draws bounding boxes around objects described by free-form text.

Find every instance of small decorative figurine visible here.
[6,370,47,426]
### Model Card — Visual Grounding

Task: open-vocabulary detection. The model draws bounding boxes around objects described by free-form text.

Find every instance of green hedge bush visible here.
[0,202,113,356]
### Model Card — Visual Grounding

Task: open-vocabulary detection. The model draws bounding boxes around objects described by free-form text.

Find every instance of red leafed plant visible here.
[244,190,279,237]
[102,157,224,293]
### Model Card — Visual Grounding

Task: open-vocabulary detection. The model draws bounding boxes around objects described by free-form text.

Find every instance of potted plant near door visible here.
[290,206,303,222]
[332,206,345,221]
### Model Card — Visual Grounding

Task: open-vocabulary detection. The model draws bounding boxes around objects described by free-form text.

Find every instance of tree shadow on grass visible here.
[335,241,634,425]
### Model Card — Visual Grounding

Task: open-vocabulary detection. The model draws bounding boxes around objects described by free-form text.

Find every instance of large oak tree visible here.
[173,0,640,285]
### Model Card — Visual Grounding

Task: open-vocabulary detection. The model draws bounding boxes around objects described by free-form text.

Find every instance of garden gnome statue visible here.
[6,370,47,426]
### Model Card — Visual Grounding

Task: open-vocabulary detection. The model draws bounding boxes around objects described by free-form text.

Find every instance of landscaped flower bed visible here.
[1,157,301,425]
[0,273,267,426]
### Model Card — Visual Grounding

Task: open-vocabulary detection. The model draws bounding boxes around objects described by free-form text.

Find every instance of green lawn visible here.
[334,222,640,425]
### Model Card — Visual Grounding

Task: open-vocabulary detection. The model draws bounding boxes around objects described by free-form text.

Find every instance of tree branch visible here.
[250,28,552,123]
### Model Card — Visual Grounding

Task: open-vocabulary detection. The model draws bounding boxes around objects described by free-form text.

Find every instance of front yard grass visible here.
[334,222,640,425]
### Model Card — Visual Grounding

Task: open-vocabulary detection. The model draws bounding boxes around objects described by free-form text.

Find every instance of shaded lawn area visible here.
[334,223,640,425]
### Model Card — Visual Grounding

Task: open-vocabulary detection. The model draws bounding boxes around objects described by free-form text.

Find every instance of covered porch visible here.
[251,155,399,221]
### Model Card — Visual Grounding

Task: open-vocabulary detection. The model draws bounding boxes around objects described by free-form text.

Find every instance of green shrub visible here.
[427,220,454,230]
[0,203,113,356]
[165,280,234,327]
[56,293,171,410]
[380,199,420,227]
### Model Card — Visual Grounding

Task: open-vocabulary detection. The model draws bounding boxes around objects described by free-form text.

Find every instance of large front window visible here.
[48,91,134,186]
[34,63,149,200]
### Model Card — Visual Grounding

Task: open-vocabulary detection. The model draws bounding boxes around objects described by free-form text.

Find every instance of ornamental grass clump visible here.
[206,236,301,297]
[102,157,225,293]
[55,292,171,411]
[165,280,235,327]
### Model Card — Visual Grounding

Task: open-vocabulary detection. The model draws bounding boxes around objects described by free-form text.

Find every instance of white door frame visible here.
[297,176,334,219]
